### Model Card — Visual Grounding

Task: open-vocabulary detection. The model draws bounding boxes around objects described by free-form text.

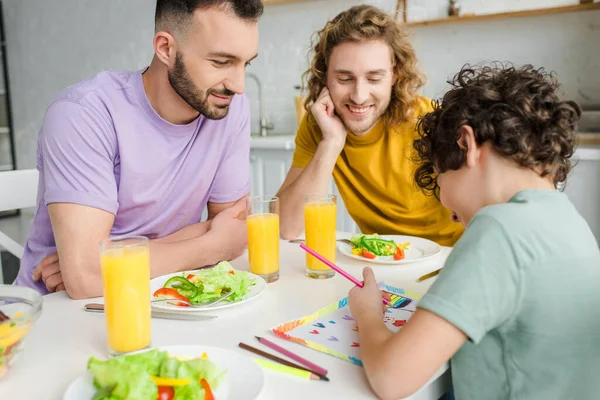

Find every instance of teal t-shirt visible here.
[418,190,600,400]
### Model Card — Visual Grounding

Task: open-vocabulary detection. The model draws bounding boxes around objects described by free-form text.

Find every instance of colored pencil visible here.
[238,342,329,381]
[299,243,390,305]
[254,358,327,381]
[417,268,441,282]
[255,336,328,377]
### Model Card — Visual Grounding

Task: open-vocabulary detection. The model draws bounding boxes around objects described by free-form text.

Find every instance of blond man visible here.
[277,5,463,246]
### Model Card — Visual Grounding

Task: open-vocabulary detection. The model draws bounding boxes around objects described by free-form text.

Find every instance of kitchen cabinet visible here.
[564,147,600,244]
[250,136,359,233]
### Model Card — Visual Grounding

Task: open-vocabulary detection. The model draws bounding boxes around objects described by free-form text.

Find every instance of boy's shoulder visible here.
[466,189,598,260]
[475,189,570,224]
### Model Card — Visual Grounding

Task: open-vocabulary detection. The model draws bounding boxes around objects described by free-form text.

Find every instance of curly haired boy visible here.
[348,64,600,400]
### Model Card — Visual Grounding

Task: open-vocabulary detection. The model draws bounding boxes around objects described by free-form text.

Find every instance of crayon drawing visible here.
[272,283,419,366]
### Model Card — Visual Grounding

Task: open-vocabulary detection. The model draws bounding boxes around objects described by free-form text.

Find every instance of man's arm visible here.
[277,88,347,239]
[153,220,211,243]
[49,198,247,299]
[155,199,245,249]
[35,217,212,291]
[207,199,244,220]
[276,142,341,239]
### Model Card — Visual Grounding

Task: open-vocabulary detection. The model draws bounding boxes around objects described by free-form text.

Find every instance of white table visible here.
[3,235,451,400]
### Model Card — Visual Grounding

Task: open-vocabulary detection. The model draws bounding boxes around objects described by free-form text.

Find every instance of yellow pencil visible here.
[417,268,441,282]
[254,358,328,381]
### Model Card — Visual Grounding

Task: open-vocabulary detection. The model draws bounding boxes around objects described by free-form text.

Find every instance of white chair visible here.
[0,169,39,284]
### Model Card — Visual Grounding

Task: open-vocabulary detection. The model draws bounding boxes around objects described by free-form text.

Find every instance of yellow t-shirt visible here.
[291,96,463,246]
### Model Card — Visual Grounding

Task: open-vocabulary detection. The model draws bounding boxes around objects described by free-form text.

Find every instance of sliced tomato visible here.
[157,386,174,400]
[186,274,195,280]
[362,249,376,259]
[200,378,215,400]
[393,247,405,260]
[153,287,190,307]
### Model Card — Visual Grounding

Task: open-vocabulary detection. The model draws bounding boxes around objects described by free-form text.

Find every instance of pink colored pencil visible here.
[255,336,328,377]
[299,243,390,305]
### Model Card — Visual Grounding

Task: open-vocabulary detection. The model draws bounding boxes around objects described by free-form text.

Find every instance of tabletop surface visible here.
[2,233,452,400]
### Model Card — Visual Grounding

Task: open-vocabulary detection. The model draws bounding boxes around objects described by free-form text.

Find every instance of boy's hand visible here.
[348,268,387,324]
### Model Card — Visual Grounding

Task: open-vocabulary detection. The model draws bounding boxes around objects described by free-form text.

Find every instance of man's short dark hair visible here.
[155,0,263,35]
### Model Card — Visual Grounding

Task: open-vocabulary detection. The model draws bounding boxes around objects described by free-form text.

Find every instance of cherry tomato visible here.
[157,386,174,400]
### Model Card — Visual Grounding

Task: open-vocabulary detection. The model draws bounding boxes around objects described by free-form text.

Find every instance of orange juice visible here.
[101,245,151,354]
[304,200,337,276]
[247,213,280,278]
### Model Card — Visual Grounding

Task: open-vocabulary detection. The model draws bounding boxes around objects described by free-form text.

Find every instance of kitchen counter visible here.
[574,146,600,161]
[249,134,600,157]
[250,135,296,150]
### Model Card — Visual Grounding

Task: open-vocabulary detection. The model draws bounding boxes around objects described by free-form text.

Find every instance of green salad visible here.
[153,262,256,306]
[88,349,225,400]
[349,234,409,260]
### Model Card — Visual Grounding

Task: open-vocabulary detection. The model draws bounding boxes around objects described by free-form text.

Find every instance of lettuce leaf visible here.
[187,261,255,304]
[87,357,157,400]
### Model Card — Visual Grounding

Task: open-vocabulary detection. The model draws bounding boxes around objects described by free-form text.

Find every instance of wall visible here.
[3,0,599,168]
[411,7,600,103]
[249,0,600,134]
[4,0,156,168]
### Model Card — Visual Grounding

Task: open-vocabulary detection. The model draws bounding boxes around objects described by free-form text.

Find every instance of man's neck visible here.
[142,57,200,125]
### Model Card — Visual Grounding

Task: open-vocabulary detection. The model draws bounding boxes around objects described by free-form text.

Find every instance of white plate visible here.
[338,235,442,265]
[150,269,267,312]
[63,345,264,400]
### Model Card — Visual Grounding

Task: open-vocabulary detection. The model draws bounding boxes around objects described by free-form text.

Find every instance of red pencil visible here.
[255,336,328,377]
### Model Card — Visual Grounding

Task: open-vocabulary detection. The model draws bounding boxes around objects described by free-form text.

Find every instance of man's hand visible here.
[348,268,387,324]
[311,88,347,153]
[207,198,248,261]
[32,253,66,293]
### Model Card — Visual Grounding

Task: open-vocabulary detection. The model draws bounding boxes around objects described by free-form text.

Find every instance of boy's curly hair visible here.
[302,5,425,127]
[413,63,581,196]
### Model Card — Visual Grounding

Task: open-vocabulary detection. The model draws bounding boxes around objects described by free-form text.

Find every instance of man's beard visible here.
[168,52,234,120]
[336,96,390,136]
[339,108,383,136]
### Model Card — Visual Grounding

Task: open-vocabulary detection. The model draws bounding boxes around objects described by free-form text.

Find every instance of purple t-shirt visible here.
[15,69,251,294]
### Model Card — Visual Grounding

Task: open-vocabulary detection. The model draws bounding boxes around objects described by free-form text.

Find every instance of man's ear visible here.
[153,31,178,67]
[457,125,479,168]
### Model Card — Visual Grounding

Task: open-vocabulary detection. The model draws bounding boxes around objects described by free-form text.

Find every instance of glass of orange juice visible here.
[304,194,337,279]
[246,196,280,283]
[100,236,151,357]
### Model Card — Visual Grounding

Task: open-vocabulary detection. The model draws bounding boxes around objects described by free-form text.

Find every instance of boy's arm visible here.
[357,308,466,400]
[354,214,519,399]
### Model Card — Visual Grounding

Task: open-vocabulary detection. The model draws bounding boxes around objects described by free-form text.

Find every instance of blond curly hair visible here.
[302,5,425,127]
